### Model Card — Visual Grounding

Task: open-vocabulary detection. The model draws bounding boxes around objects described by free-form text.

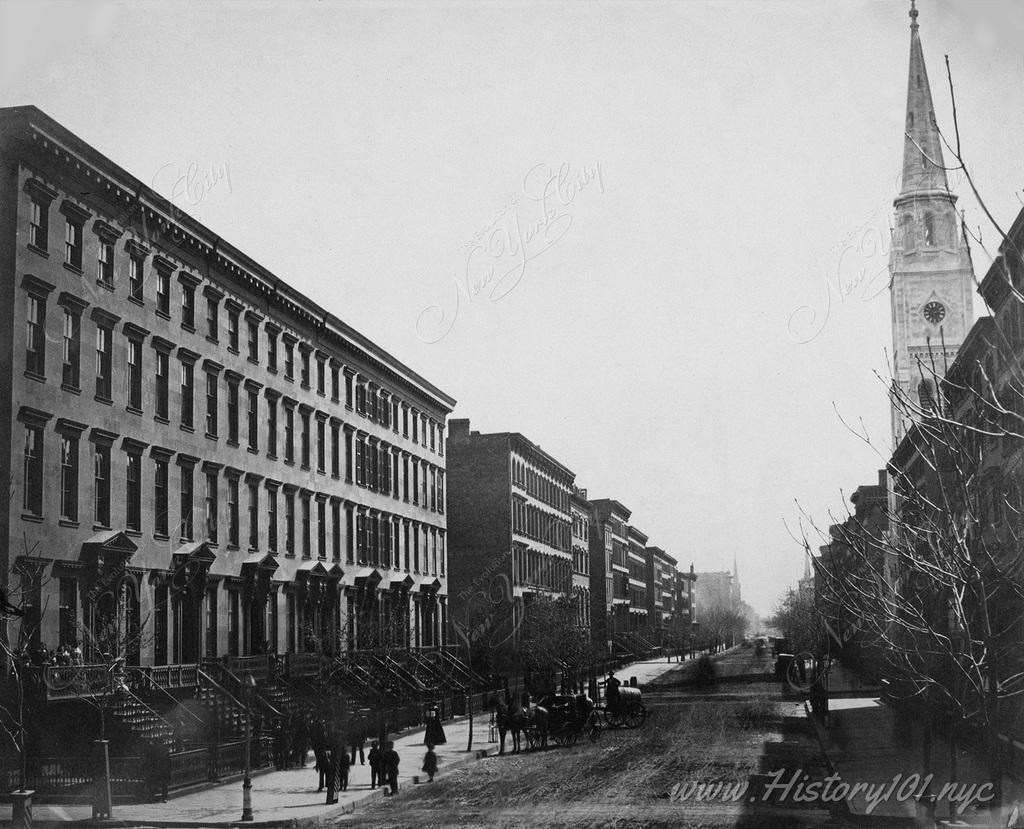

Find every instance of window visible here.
[430,422,436,452]
[247,389,259,451]
[356,512,366,563]
[391,399,400,433]
[227,378,240,443]
[227,308,239,352]
[402,405,409,437]
[268,488,278,552]
[284,340,294,379]
[267,396,278,457]
[301,494,311,558]
[317,498,326,558]
[345,431,353,482]
[204,470,218,543]
[61,309,80,389]
[355,436,366,486]
[127,338,143,411]
[29,197,48,252]
[285,489,295,555]
[412,412,419,443]
[180,463,194,540]
[412,461,419,505]
[300,349,310,387]
[437,472,445,513]
[60,435,78,521]
[402,455,409,501]
[93,443,111,526]
[284,405,295,463]
[355,382,366,415]
[65,218,82,269]
[247,320,258,362]
[316,358,325,395]
[95,325,112,400]
[331,501,341,561]
[180,361,194,429]
[205,587,218,657]
[156,268,170,315]
[300,410,310,468]
[331,422,340,478]
[26,294,46,376]
[153,458,169,536]
[437,425,444,456]
[267,329,277,372]
[205,372,218,436]
[155,350,170,420]
[22,424,43,516]
[346,506,355,563]
[97,240,114,287]
[317,418,326,473]
[345,372,354,408]
[248,480,259,549]
[420,460,428,506]
[129,256,144,302]
[206,297,218,340]
[331,364,340,401]
[430,467,436,511]
[227,476,239,546]
[126,452,141,532]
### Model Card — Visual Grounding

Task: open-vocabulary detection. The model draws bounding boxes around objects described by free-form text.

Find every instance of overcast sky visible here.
[3,0,1022,617]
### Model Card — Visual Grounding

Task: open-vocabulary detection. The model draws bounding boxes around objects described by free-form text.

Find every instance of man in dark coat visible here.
[367,740,382,789]
[313,720,329,792]
[382,741,400,795]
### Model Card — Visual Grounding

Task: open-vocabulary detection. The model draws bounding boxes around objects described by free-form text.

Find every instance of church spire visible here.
[897,0,952,201]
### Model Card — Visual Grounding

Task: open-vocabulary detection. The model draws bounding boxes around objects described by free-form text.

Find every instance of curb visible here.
[48,744,503,829]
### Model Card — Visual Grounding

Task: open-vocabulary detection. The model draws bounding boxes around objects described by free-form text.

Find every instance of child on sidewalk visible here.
[422,743,438,783]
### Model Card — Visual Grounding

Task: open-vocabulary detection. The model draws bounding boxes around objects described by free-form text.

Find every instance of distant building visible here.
[644,546,677,642]
[693,570,734,613]
[570,487,592,630]
[587,498,632,651]
[445,418,575,643]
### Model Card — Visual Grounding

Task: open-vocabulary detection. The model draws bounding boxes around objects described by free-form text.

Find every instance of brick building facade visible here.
[0,106,455,667]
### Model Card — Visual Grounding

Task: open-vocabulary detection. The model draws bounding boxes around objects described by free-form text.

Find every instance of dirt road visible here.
[335,651,840,828]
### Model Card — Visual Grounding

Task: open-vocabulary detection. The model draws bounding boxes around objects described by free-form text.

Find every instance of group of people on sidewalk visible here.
[266,705,447,800]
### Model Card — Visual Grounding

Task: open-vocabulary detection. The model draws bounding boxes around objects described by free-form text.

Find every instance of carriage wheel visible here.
[603,708,622,728]
[588,720,602,741]
[623,703,647,729]
[565,729,579,747]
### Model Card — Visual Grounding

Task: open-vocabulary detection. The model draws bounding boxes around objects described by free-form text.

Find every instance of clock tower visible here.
[889,1,974,445]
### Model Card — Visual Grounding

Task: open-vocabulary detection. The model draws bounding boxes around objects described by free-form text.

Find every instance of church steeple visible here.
[888,0,973,446]
[897,0,953,201]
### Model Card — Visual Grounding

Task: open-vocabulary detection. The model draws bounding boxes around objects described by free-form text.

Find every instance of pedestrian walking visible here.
[421,743,437,783]
[293,715,310,767]
[367,740,382,789]
[424,705,447,745]
[350,726,365,765]
[272,723,286,770]
[336,739,351,792]
[313,720,329,791]
[382,740,400,795]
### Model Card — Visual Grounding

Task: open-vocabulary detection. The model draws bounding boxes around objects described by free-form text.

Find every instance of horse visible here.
[494,695,525,755]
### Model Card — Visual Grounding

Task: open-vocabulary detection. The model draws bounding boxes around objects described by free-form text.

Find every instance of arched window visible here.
[923,212,935,246]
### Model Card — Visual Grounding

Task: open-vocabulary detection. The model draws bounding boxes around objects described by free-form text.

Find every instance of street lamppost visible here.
[240,672,257,822]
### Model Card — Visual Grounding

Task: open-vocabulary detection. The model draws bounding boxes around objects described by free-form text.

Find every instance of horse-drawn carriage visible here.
[600,685,647,729]
[492,692,601,752]
[537,694,602,746]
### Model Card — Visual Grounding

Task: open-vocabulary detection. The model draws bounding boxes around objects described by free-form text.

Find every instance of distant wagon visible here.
[600,685,647,729]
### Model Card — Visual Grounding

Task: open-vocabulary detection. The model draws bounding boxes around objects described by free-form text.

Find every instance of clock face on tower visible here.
[922,300,946,324]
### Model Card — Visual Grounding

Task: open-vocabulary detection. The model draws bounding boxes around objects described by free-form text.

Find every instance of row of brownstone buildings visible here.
[0,105,694,675]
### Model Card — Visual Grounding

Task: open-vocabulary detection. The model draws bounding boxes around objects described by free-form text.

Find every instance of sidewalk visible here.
[1,655,678,828]
[814,693,1024,826]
